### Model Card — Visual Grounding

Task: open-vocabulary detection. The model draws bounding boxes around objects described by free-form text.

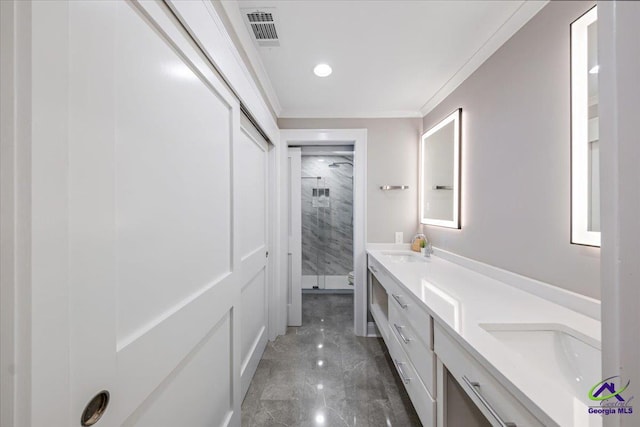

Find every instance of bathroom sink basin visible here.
[480,323,601,406]
[380,251,427,263]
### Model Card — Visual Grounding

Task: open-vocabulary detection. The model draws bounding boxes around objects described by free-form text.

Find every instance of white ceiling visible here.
[222,0,548,118]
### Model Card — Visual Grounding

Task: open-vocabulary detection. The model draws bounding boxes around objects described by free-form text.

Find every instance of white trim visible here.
[279,129,368,336]
[599,4,640,425]
[287,148,302,326]
[240,325,268,399]
[269,141,286,339]
[570,7,600,247]
[433,248,601,320]
[419,1,548,117]
[279,110,423,119]
[367,322,380,338]
[165,0,279,144]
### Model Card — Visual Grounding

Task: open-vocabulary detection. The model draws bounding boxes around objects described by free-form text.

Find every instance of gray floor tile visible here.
[241,293,422,426]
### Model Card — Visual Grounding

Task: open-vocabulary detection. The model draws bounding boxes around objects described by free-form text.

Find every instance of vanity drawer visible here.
[387,285,433,350]
[434,324,545,427]
[389,301,436,396]
[368,256,394,290]
[387,321,436,427]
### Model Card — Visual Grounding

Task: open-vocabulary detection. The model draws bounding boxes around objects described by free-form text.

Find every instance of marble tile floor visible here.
[241,293,423,427]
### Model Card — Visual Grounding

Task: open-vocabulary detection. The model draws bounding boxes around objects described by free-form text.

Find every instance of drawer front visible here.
[368,255,433,349]
[387,285,432,350]
[368,256,393,290]
[386,323,436,427]
[434,324,545,427]
[389,301,436,396]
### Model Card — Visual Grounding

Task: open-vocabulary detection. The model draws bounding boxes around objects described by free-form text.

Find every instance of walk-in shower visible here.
[301,152,354,290]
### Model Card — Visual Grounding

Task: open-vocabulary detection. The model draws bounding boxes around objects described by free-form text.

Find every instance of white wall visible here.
[422,0,600,299]
[278,118,422,243]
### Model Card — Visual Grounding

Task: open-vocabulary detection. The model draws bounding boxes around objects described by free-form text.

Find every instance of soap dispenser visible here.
[411,233,426,252]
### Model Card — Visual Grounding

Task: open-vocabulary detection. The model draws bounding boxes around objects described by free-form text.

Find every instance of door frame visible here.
[287,148,302,326]
[599,3,640,427]
[278,129,368,337]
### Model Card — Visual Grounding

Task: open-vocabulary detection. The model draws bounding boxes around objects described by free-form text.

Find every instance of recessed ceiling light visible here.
[589,65,599,74]
[314,64,332,77]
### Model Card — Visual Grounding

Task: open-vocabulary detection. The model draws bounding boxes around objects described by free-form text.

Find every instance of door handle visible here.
[393,323,411,344]
[391,293,408,309]
[393,359,411,384]
[81,390,110,426]
[462,376,517,427]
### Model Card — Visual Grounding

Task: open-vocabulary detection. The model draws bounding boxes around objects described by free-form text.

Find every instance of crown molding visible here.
[419,0,549,117]
[278,110,423,119]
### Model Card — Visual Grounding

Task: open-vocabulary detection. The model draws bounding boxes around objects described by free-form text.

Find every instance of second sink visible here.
[480,322,601,407]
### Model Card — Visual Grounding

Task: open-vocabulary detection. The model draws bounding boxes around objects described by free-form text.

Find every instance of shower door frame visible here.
[300,154,353,291]
[279,129,368,337]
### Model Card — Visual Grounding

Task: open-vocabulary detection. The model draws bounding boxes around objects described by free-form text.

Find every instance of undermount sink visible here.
[380,251,427,263]
[480,323,601,406]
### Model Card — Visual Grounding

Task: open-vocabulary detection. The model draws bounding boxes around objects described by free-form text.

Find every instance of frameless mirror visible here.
[420,109,461,229]
[571,6,600,246]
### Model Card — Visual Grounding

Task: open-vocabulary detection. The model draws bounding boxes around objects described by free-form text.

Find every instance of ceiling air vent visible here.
[242,8,280,47]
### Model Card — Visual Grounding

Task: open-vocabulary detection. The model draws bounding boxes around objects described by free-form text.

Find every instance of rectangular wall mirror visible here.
[571,6,600,246]
[420,108,461,229]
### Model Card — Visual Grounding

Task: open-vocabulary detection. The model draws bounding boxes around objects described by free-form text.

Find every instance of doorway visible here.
[280,129,367,336]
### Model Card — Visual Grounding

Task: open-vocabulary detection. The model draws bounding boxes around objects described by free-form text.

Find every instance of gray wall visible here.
[279,118,423,243]
[422,1,600,299]
[301,155,353,275]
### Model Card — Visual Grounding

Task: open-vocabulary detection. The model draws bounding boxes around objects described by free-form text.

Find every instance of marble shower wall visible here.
[301,155,354,276]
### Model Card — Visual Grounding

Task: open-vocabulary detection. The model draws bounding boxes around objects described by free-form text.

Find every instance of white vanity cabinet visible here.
[368,256,437,426]
[434,324,545,427]
[367,253,550,427]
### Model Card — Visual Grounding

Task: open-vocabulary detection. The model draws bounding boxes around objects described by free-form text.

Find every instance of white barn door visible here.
[23,1,269,426]
[237,116,271,398]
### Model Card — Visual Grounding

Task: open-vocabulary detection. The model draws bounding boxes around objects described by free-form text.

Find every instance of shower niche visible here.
[300,152,354,290]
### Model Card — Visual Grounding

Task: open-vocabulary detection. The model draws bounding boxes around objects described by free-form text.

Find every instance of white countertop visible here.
[367,246,602,427]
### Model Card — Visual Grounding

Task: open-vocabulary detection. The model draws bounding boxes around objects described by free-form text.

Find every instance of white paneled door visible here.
[24,1,270,426]
[237,117,271,398]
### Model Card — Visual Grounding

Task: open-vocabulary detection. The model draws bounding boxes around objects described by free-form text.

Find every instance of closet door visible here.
[27,1,250,425]
[237,116,271,398]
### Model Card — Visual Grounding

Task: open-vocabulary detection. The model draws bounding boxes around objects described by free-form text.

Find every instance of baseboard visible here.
[367,321,380,337]
[240,326,268,400]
